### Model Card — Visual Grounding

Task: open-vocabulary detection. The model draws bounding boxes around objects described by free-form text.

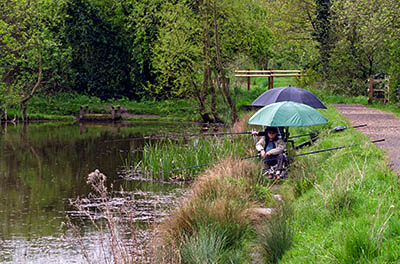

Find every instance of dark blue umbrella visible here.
[251,86,327,109]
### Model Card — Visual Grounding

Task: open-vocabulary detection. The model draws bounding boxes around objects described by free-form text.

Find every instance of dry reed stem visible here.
[232,112,254,133]
[68,169,153,264]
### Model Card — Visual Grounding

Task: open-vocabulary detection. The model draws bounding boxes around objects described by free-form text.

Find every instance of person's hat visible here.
[266,127,278,133]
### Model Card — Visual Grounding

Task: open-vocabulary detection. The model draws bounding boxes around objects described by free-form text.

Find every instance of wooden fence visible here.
[79,105,122,122]
[367,78,390,104]
[234,69,303,90]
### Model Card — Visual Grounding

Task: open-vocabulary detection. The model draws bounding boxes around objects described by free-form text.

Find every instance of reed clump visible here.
[156,157,267,263]
[132,131,254,181]
[256,203,294,264]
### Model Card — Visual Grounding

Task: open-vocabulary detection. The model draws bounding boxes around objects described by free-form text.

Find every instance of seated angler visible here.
[252,127,286,179]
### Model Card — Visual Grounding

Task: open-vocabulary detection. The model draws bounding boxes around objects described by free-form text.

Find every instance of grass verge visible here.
[278,106,400,263]
[155,104,400,263]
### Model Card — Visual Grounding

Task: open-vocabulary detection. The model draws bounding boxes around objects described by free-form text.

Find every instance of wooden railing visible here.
[79,105,122,121]
[234,69,303,90]
[367,78,390,104]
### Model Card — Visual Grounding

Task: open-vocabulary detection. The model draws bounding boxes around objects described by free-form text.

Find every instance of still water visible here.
[0,121,202,263]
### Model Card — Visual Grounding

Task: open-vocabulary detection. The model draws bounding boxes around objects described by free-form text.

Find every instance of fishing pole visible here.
[290,138,384,159]
[289,124,368,139]
[106,124,368,143]
[156,138,384,174]
[105,131,252,142]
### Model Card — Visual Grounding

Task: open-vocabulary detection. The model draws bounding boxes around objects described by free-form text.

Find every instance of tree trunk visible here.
[20,44,42,122]
[203,0,223,123]
[212,0,238,122]
[2,107,7,122]
[196,93,214,123]
[314,0,333,79]
[263,53,269,70]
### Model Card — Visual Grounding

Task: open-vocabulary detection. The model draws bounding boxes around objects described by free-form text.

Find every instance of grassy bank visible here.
[278,108,400,263]
[3,77,399,123]
[2,93,200,122]
[153,105,400,263]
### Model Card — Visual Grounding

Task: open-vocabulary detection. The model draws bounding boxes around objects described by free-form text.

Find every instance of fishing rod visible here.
[289,138,384,159]
[105,131,252,142]
[106,124,368,143]
[156,138,384,174]
[289,124,368,139]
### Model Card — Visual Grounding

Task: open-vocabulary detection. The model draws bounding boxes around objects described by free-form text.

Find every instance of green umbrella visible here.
[248,101,328,127]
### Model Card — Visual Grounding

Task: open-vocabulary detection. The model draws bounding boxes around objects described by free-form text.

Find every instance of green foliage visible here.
[0,0,72,108]
[122,0,164,98]
[262,0,318,70]
[326,0,400,96]
[62,0,131,99]
[313,0,333,77]
[152,0,275,122]
[389,38,400,102]
[250,183,273,202]
[152,1,202,97]
[2,0,400,120]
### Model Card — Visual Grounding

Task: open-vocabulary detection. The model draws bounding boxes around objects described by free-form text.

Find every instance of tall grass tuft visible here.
[179,225,226,264]
[342,225,379,263]
[288,159,318,198]
[256,203,294,264]
[156,157,264,263]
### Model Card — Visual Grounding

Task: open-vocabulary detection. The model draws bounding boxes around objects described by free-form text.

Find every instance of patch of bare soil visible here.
[334,104,400,174]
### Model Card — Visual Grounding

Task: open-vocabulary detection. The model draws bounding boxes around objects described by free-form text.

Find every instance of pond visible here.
[0,120,205,263]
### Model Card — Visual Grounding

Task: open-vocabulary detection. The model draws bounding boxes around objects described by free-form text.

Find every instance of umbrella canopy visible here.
[251,86,327,109]
[248,101,328,127]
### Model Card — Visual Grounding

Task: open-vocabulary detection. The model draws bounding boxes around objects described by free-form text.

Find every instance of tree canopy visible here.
[1,0,400,120]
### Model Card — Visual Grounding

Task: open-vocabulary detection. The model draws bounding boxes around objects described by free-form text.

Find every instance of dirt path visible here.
[334,104,400,175]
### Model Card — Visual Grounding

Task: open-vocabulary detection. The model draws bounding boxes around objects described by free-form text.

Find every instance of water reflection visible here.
[0,121,200,263]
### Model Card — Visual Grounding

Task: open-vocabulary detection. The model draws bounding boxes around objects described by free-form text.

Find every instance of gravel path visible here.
[334,104,400,174]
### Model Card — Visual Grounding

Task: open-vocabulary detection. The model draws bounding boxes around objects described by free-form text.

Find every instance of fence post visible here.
[368,79,373,104]
[384,77,390,104]
[111,106,116,120]
[79,105,84,120]
[268,70,273,89]
[247,69,250,91]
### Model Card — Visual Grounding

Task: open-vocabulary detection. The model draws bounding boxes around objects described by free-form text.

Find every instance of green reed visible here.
[131,135,254,181]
